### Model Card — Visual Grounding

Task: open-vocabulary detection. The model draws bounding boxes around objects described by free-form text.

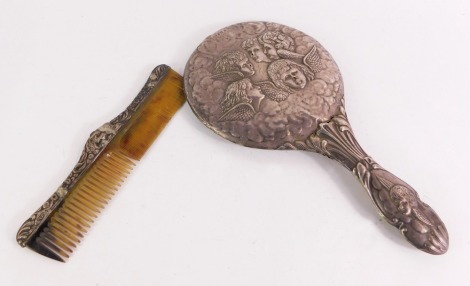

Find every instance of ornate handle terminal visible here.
[280,103,449,254]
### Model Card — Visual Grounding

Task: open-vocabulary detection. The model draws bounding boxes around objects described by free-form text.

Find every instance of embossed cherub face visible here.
[257,31,295,61]
[238,57,255,76]
[242,38,271,63]
[213,51,255,76]
[261,43,279,60]
[390,185,418,215]
[281,66,307,89]
[246,81,265,110]
[220,78,265,116]
[268,59,309,91]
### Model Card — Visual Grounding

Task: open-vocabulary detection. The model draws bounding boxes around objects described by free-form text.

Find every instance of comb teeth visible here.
[17,66,185,262]
[29,150,135,262]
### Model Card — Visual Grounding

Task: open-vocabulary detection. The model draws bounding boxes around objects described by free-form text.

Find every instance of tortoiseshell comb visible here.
[16,65,185,262]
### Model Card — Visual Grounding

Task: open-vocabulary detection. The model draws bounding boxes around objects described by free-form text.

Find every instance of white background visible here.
[1,0,469,285]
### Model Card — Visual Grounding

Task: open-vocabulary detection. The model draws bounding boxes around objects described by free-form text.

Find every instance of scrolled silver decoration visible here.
[279,100,448,254]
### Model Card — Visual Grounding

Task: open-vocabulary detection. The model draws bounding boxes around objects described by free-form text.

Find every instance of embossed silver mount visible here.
[16,65,172,248]
[184,21,448,254]
[279,102,449,254]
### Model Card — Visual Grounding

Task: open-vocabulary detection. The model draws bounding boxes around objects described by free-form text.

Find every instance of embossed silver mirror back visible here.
[184,21,344,149]
[184,21,448,255]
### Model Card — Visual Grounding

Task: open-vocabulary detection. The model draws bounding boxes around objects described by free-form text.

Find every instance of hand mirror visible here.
[183,21,448,254]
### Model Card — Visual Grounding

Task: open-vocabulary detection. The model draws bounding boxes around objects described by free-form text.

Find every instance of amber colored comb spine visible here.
[16,65,185,262]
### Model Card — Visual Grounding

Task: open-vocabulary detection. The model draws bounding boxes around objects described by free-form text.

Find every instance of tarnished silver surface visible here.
[184,21,448,255]
[185,22,342,149]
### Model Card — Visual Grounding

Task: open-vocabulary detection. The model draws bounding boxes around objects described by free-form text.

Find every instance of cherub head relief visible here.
[257,31,295,61]
[241,38,271,63]
[213,51,255,78]
[221,78,265,113]
[390,185,418,216]
[267,59,314,92]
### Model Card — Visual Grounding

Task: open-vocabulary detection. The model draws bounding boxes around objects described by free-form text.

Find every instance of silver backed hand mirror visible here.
[183,21,448,254]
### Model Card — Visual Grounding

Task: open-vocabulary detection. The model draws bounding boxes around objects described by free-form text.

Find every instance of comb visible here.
[16,65,186,262]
